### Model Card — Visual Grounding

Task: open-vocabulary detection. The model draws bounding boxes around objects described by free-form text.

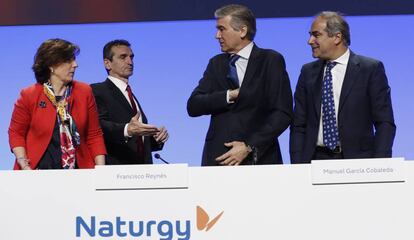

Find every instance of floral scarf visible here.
[43,82,80,169]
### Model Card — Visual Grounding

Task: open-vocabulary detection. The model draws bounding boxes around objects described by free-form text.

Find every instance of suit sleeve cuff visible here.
[124,123,131,138]
[226,90,235,104]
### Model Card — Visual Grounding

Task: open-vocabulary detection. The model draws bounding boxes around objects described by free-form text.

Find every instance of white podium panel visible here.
[0,161,413,240]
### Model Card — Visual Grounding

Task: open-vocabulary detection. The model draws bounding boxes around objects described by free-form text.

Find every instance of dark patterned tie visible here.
[321,62,339,150]
[126,85,145,162]
[228,54,240,87]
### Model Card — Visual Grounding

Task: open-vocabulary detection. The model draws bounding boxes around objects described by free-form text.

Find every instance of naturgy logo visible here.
[196,205,224,232]
[75,205,223,240]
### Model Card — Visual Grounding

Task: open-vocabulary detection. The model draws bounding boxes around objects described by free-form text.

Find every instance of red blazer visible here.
[9,81,107,169]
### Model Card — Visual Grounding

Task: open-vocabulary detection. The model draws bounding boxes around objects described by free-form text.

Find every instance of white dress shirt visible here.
[226,41,254,103]
[317,48,350,146]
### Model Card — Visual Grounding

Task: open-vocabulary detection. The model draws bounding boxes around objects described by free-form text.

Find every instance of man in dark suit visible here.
[91,40,169,165]
[290,12,396,164]
[187,4,293,166]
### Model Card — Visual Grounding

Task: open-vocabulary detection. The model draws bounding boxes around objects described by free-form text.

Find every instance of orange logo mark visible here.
[196,206,224,231]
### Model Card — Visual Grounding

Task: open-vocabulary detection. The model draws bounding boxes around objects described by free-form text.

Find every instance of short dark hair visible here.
[215,4,256,41]
[32,38,80,84]
[317,11,351,46]
[103,39,131,61]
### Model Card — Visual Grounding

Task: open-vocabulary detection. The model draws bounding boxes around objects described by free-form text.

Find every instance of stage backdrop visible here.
[0,15,413,169]
[1,0,413,25]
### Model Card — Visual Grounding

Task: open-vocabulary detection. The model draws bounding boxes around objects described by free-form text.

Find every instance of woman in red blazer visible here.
[8,39,106,170]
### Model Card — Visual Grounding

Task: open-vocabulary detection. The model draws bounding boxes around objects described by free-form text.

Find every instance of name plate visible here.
[94,164,188,190]
[311,158,405,185]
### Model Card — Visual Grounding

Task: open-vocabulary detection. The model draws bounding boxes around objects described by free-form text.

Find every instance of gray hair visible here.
[215,4,256,41]
[317,11,351,46]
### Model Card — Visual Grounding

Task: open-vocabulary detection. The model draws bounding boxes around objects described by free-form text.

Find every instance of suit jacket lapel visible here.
[104,78,135,115]
[67,81,75,111]
[132,94,148,124]
[310,60,325,119]
[339,52,359,113]
[240,44,260,90]
[39,89,57,120]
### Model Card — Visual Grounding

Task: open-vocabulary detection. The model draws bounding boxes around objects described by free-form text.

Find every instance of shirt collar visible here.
[236,41,254,60]
[108,76,128,92]
[332,48,350,66]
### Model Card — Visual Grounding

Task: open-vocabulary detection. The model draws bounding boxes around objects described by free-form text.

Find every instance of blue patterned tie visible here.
[322,61,339,150]
[228,54,240,87]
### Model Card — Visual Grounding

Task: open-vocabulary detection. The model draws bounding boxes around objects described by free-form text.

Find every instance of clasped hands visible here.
[127,114,169,143]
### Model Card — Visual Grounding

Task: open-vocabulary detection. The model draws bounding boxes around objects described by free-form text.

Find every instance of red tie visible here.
[126,85,138,114]
[126,85,145,163]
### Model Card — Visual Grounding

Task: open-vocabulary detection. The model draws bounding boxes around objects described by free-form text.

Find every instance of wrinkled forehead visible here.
[111,45,133,56]
[310,17,328,33]
[216,15,232,27]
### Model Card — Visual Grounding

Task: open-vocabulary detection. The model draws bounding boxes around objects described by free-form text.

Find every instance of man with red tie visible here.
[91,39,169,165]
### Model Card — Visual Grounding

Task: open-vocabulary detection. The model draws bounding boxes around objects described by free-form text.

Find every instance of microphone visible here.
[154,153,169,164]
